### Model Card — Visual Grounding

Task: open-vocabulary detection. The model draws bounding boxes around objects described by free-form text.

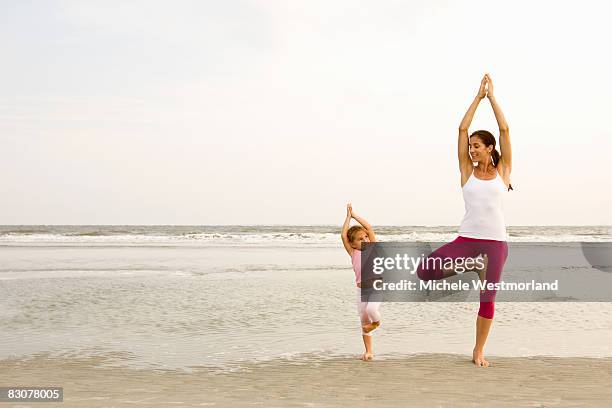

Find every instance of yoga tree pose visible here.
[417,73,512,367]
[341,203,381,361]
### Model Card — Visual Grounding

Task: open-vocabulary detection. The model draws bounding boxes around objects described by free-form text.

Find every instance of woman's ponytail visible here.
[491,149,501,167]
[492,149,513,190]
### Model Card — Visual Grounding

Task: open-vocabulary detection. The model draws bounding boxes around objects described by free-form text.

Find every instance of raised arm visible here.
[341,203,354,256]
[459,75,488,179]
[351,210,376,243]
[485,74,512,173]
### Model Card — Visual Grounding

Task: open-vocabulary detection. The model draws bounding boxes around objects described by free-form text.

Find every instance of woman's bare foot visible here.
[361,352,374,361]
[362,321,381,334]
[472,348,489,367]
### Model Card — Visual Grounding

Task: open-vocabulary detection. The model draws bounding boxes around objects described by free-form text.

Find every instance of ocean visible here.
[1,225,612,372]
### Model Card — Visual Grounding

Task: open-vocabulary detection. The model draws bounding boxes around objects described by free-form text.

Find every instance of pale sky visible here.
[1,0,611,225]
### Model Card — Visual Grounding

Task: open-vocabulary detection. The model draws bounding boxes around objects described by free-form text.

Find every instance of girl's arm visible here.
[459,75,488,184]
[341,203,354,256]
[485,74,512,174]
[351,211,376,243]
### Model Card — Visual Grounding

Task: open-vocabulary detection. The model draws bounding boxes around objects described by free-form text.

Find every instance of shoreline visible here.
[2,353,612,407]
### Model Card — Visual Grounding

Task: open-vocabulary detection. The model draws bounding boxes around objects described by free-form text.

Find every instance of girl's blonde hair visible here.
[347,225,365,243]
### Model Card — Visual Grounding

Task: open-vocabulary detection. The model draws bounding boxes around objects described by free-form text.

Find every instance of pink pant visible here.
[416,236,508,319]
[356,288,381,336]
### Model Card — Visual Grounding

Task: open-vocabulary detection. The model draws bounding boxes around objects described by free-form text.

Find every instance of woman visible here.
[417,73,512,367]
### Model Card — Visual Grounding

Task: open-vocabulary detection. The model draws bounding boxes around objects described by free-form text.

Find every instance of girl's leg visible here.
[361,334,374,361]
[357,289,375,360]
[362,301,381,334]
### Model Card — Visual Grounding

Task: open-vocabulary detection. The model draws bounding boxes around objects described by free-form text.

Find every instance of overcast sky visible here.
[1,0,611,225]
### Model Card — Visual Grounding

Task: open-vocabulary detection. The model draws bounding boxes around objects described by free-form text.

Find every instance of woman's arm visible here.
[485,74,512,173]
[458,75,487,182]
[351,211,376,243]
[341,203,354,256]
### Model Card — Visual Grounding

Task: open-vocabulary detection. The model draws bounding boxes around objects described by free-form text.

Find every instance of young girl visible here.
[341,203,381,361]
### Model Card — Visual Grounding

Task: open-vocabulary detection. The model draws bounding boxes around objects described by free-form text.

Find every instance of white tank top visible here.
[458,171,507,241]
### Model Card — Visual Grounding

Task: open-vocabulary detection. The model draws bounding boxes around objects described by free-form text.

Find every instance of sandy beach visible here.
[2,352,612,407]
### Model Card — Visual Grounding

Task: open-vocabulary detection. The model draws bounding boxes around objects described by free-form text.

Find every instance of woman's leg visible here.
[477,240,508,319]
[417,236,479,281]
[473,316,493,367]
[473,240,509,367]
[417,236,509,367]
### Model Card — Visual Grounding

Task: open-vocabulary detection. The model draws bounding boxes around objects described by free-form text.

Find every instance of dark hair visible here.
[469,130,514,191]
[347,225,365,243]
[469,130,500,166]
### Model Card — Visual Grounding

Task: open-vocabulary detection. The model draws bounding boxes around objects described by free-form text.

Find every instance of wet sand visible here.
[2,353,612,407]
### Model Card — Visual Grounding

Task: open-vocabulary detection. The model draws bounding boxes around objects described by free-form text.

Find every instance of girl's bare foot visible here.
[362,321,380,334]
[361,352,374,361]
[472,348,490,367]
